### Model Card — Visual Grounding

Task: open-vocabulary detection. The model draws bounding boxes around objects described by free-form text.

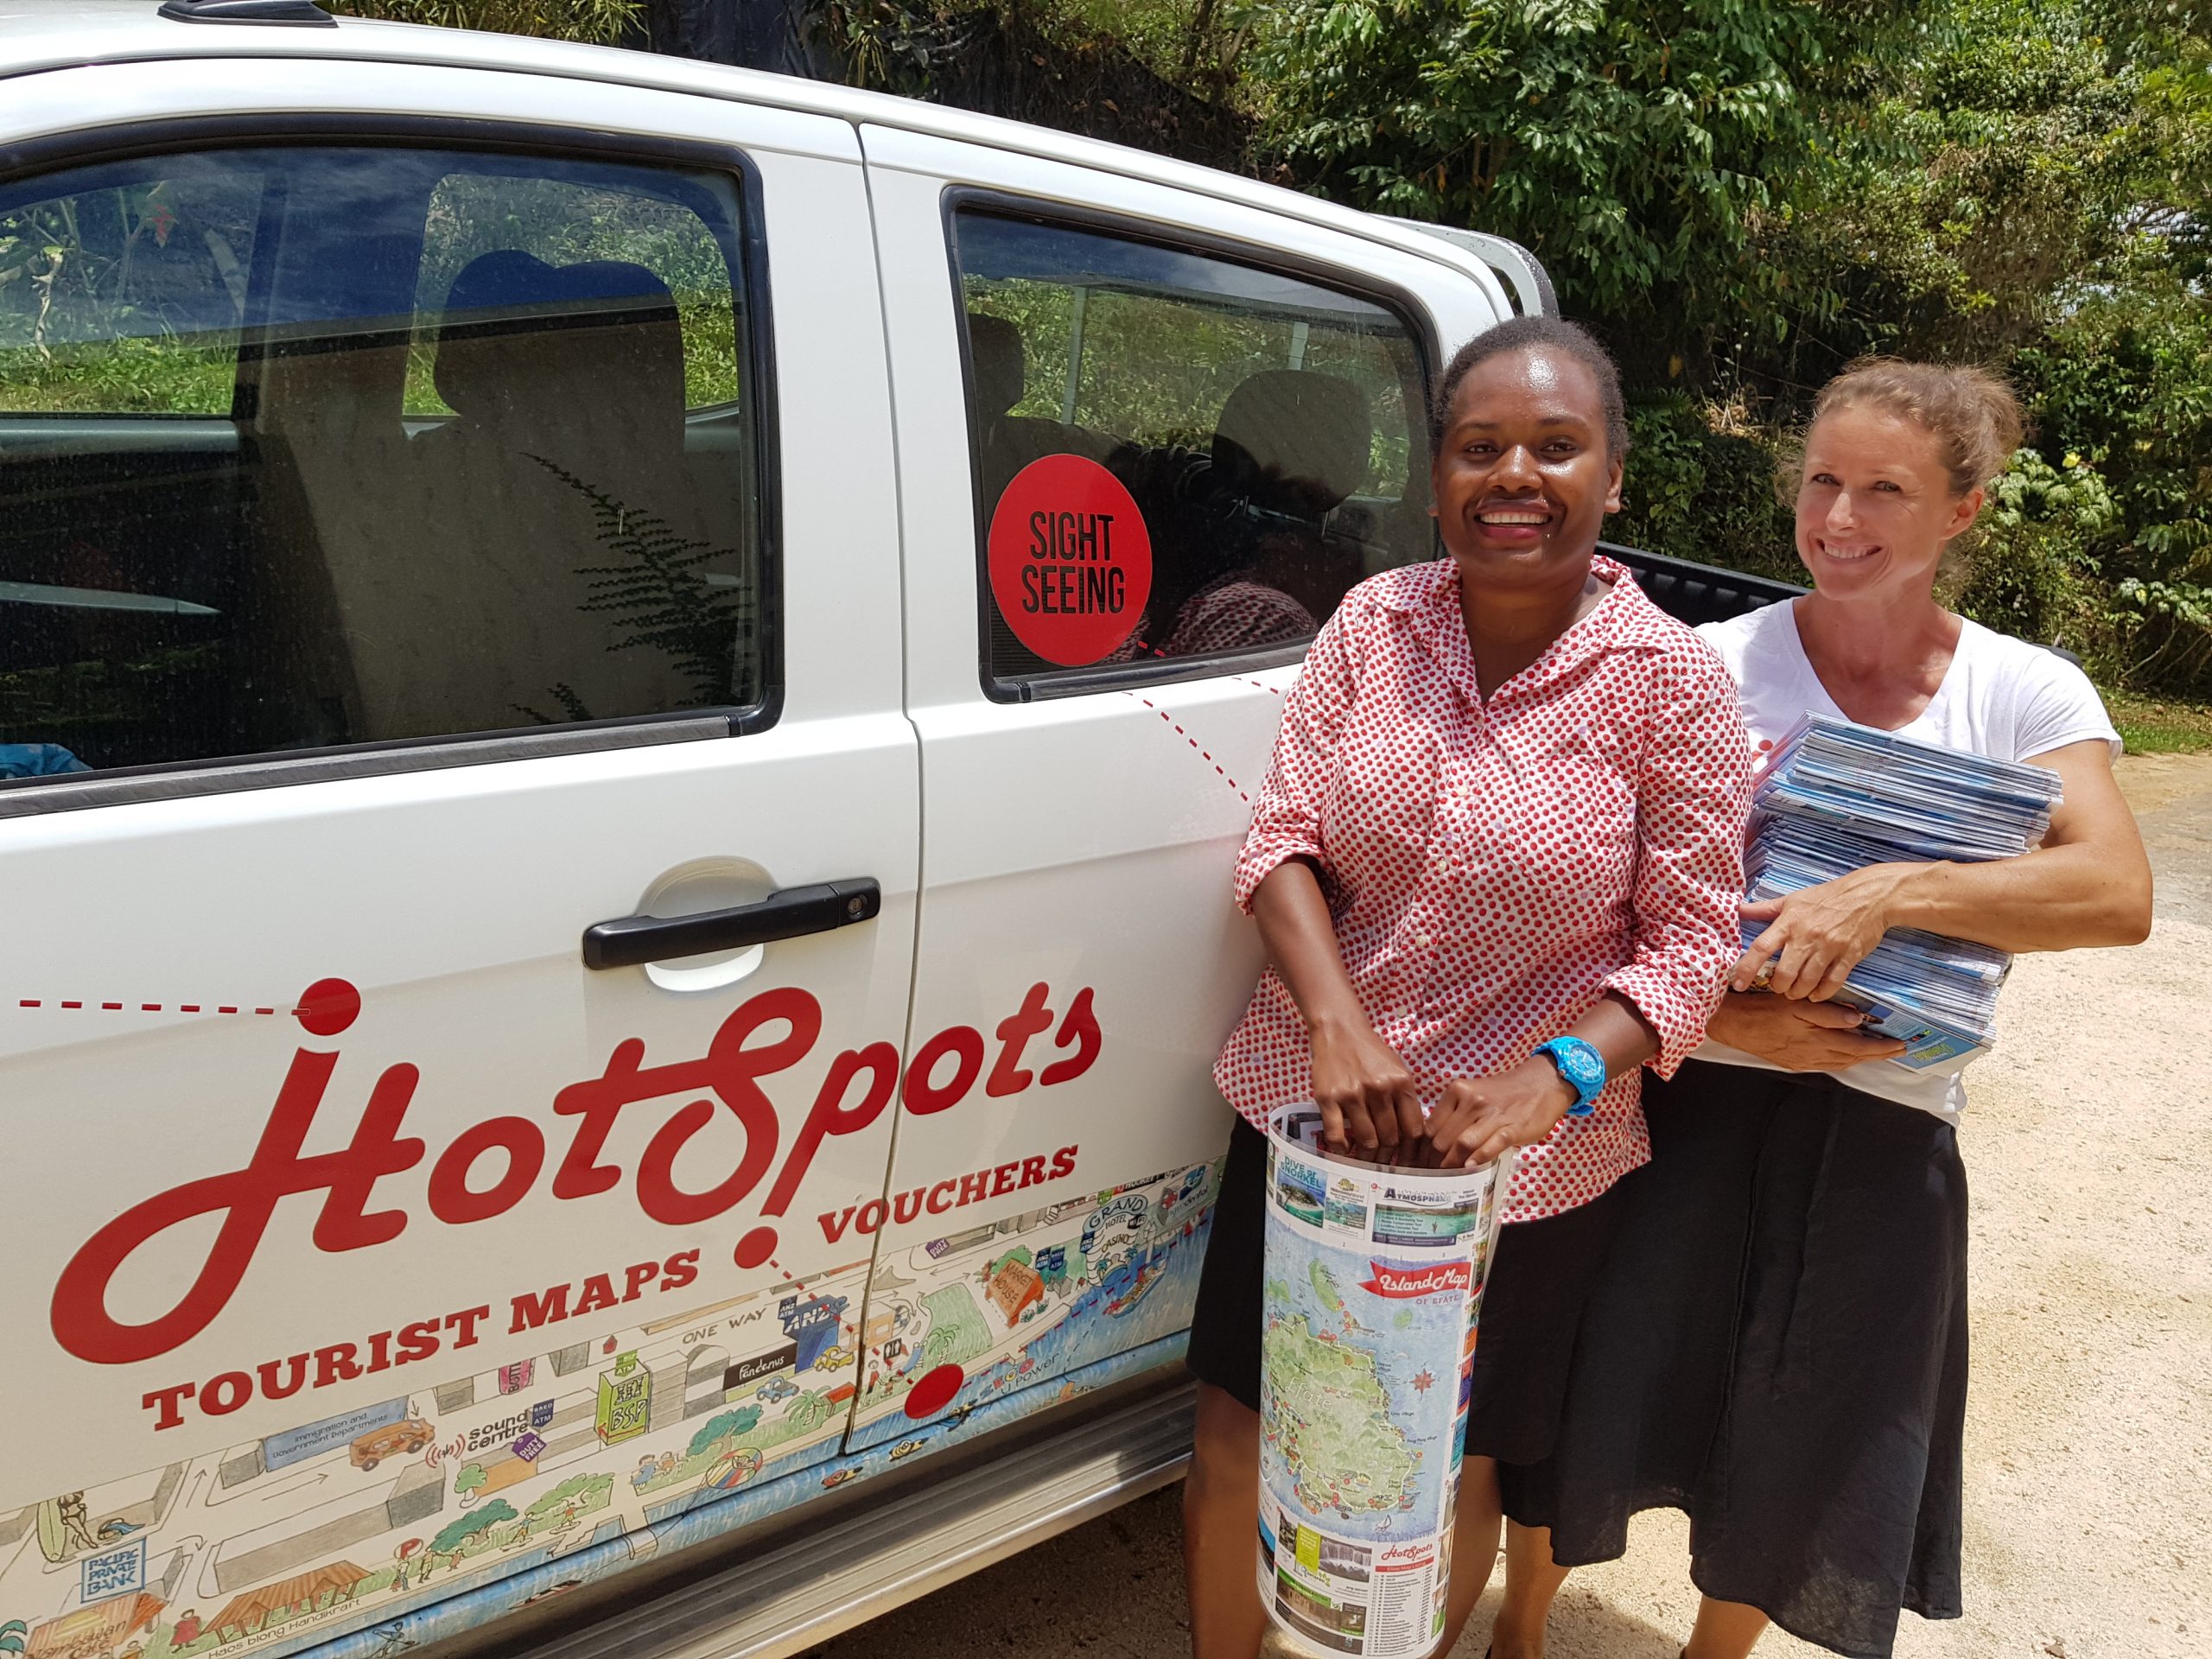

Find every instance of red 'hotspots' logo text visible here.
[50,978,1100,1376]
[1357,1262,1471,1299]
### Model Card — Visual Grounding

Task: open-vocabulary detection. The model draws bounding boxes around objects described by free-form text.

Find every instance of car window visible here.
[405,173,742,415]
[952,210,1431,690]
[0,144,765,782]
[0,162,257,416]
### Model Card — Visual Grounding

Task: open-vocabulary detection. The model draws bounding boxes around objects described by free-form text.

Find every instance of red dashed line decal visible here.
[12,980,357,1026]
[15,999,296,1015]
[748,1240,880,1371]
[1126,692,1251,804]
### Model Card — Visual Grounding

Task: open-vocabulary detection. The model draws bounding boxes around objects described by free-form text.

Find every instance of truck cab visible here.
[0,8,1796,1659]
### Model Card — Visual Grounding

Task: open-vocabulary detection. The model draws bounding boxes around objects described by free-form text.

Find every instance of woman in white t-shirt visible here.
[1488,360,2154,1659]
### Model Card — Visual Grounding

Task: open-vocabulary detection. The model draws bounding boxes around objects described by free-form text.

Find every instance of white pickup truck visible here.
[0,8,1795,1659]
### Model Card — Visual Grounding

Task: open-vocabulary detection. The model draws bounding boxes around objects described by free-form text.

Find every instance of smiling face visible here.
[1796,404,1984,600]
[1431,345,1623,592]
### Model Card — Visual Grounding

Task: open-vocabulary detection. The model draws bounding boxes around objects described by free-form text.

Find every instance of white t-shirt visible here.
[1694,599,2121,1116]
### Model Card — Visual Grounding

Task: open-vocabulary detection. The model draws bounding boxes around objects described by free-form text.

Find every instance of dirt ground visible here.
[807,753,2212,1659]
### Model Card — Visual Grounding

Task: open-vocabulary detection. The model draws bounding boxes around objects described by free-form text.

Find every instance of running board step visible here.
[506,1382,1196,1659]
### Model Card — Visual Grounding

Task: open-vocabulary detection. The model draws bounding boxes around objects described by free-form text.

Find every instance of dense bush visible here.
[1609,394,1796,582]
[325,0,639,41]
[1957,448,2120,657]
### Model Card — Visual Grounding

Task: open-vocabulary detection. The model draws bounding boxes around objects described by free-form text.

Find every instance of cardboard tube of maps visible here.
[1257,1106,1515,1659]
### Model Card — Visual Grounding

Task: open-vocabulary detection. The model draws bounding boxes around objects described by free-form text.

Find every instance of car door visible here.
[0,57,912,1654]
[849,129,1510,1449]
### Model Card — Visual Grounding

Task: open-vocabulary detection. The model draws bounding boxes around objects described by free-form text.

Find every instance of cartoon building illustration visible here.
[777,1295,847,1372]
[22,1593,163,1659]
[206,1564,369,1642]
[986,1260,1044,1327]
[594,1357,652,1446]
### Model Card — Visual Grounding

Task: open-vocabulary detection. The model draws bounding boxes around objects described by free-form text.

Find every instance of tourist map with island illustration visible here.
[1256,1117,1501,1658]
[0,1159,1219,1659]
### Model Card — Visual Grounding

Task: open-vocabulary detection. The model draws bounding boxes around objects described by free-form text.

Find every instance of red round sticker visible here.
[987,454,1153,667]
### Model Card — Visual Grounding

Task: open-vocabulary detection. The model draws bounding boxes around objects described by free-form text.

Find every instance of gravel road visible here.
[804,754,2212,1659]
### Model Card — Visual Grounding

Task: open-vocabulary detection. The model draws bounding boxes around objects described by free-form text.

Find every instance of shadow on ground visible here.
[798,1484,1686,1657]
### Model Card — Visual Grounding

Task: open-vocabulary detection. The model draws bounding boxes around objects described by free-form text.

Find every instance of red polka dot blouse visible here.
[1214,556,1753,1224]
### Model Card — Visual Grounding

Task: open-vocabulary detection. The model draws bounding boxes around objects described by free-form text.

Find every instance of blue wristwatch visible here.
[1535,1035,1608,1118]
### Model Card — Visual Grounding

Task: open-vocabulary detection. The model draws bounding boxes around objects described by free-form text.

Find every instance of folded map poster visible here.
[1742,713,2067,1077]
[1258,1109,1513,1658]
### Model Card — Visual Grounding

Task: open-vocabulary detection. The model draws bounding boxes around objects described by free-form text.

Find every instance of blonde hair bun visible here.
[1811,357,2024,497]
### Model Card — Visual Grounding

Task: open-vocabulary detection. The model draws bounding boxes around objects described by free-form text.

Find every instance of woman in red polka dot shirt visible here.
[1180,316,1753,1659]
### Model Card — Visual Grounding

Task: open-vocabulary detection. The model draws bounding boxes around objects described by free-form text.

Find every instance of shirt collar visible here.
[1376,553,1679,707]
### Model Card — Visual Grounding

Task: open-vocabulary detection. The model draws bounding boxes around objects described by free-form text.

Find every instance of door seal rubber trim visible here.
[0,715,731,818]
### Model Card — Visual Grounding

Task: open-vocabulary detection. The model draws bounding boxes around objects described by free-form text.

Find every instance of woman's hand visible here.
[1309,1014,1423,1154]
[1707,989,1908,1071]
[1732,862,1919,1001]
[1422,1058,1577,1170]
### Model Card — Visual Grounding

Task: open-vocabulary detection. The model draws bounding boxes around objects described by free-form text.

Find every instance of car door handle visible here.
[582,879,881,970]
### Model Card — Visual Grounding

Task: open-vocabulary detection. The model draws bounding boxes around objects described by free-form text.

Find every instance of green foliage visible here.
[2103,688,2212,753]
[429,1497,516,1556]
[453,1463,487,1497]
[687,1404,764,1459]
[1984,448,2123,543]
[2,1618,29,1658]
[3,156,741,416]
[407,172,741,413]
[1758,0,2191,369]
[963,273,1418,490]
[531,459,757,722]
[2005,284,2212,687]
[781,1389,834,1436]
[0,334,236,414]
[1246,0,1877,347]
[2016,291,2212,571]
[1211,0,2212,687]
[1608,393,1795,581]
[1955,448,2116,648]
[524,1473,613,1524]
[0,175,257,415]
[326,0,640,43]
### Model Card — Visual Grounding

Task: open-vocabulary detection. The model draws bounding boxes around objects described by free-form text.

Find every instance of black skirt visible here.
[1500,1059,1969,1659]
[1187,1115,1625,1465]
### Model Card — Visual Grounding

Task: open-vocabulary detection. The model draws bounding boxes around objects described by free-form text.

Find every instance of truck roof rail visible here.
[1384,218,1555,318]
[158,0,337,25]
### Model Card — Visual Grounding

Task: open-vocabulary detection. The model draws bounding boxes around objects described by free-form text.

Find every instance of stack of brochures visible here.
[1745,714,2064,1073]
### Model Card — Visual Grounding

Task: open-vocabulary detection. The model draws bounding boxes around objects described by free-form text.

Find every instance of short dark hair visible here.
[1428,315,1630,461]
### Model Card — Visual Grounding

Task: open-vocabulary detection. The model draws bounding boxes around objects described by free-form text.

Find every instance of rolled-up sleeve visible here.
[1602,639,1752,1075]
[1231,607,1357,913]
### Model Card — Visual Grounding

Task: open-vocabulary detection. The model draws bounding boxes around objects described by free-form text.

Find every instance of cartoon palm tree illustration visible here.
[2,1618,29,1657]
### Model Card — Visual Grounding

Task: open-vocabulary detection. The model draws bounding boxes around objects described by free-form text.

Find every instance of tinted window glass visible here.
[406,173,742,415]
[954,212,1430,688]
[0,145,764,781]
[0,162,257,416]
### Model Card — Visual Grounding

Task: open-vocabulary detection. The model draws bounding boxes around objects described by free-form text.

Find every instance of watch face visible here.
[1554,1039,1605,1094]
